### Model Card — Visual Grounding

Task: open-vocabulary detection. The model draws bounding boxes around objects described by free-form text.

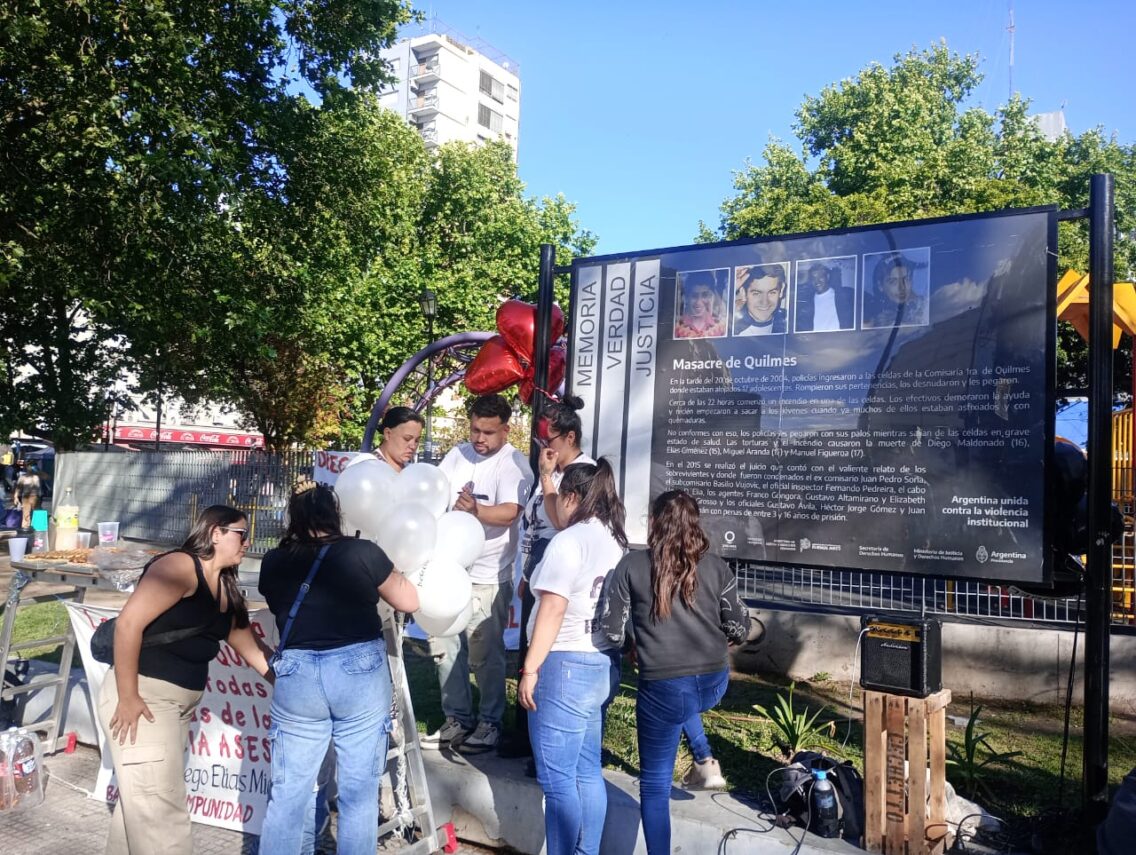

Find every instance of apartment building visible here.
[379,24,520,155]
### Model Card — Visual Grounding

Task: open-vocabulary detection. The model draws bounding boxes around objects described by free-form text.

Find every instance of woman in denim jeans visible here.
[258,482,419,855]
[599,490,750,854]
[518,459,627,855]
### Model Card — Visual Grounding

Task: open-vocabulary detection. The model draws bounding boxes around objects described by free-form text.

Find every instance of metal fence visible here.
[734,438,1136,631]
[54,446,1136,629]
[734,526,1136,629]
[733,561,1093,626]
[55,450,312,555]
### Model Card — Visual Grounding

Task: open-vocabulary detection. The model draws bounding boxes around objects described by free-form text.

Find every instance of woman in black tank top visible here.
[96,505,275,855]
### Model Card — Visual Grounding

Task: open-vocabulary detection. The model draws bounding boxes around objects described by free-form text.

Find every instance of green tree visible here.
[708,44,1135,394]
[334,140,596,448]
[215,128,595,449]
[0,0,413,448]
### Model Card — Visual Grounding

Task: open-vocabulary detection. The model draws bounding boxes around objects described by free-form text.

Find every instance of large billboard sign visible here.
[569,207,1056,583]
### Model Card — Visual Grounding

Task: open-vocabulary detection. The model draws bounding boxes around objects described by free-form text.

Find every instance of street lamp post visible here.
[418,288,437,461]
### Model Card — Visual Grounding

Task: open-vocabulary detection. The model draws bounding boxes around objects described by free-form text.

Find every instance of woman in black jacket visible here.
[600,490,749,855]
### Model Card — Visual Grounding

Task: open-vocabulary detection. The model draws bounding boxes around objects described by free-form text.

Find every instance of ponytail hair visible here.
[647,490,707,622]
[558,457,627,548]
[542,395,585,449]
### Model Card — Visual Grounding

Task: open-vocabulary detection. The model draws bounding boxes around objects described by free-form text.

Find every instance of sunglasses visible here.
[223,526,250,544]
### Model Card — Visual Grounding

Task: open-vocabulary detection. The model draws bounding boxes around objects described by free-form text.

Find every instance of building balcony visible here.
[411,61,440,82]
[409,93,440,116]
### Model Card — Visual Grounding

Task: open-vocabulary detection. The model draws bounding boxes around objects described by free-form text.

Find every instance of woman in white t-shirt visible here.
[518,458,626,855]
[506,397,595,756]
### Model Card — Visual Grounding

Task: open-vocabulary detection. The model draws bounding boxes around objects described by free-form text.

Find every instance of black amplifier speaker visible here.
[859,614,942,698]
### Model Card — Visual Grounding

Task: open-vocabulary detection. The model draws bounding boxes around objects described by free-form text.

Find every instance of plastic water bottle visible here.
[12,728,39,796]
[0,730,13,810]
[811,768,839,838]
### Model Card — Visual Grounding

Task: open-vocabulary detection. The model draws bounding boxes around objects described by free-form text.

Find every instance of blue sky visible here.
[406,1,1134,256]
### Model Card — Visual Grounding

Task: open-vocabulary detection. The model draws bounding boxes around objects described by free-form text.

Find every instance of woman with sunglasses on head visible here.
[97,505,273,855]
[258,481,419,855]
[518,458,626,855]
[599,490,750,855]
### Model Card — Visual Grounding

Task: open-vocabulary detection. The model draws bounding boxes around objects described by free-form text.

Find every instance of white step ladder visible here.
[377,613,445,854]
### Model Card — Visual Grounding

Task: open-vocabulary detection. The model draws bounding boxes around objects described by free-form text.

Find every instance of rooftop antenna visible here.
[1007,1,1015,100]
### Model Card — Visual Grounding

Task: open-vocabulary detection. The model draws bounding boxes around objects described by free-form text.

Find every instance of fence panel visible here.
[55,450,313,555]
[53,448,1134,628]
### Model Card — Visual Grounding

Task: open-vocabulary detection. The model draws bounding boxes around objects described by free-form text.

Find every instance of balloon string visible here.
[528,385,560,405]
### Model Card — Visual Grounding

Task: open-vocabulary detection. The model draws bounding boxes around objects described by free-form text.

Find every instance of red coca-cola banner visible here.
[112,425,265,448]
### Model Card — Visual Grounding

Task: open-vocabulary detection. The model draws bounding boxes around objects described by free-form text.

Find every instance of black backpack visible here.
[776,751,865,844]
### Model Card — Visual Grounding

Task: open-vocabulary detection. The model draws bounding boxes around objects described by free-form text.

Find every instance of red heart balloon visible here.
[464,336,525,395]
[496,301,566,365]
[547,346,566,393]
[517,348,567,407]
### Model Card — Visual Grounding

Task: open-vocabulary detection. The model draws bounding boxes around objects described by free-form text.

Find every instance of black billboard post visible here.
[528,243,557,477]
[1084,172,1115,820]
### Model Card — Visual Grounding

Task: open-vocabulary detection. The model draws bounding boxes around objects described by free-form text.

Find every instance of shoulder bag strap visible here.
[276,543,332,654]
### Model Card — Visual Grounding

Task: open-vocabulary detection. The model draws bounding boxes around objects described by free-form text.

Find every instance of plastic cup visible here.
[75,532,91,548]
[97,522,120,545]
[8,537,28,562]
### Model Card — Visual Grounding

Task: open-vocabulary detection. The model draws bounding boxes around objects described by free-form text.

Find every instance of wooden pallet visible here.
[863,688,952,855]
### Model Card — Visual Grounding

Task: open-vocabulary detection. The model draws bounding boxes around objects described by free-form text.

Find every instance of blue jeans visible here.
[528,649,619,855]
[682,714,712,762]
[301,744,336,855]
[261,640,392,855]
[637,669,730,855]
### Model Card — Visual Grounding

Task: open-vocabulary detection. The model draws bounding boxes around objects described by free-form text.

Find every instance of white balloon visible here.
[335,458,396,540]
[414,557,472,627]
[415,599,472,637]
[433,511,486,570]
[375,503,438,573]
[403,561,427,588]
[344,453,376,469]
[398,463,451,519]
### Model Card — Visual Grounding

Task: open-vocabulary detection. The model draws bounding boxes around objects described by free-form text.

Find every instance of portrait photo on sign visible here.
[674,268,730,340]
[793,255,858,333]
[732,261,790,337]
[861,248,931,329]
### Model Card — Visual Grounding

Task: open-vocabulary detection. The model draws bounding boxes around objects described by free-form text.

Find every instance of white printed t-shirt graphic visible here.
[439,442,534,584]
[522,453,596,555]
[527,517,625,653]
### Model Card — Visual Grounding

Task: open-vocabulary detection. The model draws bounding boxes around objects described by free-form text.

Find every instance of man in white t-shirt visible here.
[423,394,534,754]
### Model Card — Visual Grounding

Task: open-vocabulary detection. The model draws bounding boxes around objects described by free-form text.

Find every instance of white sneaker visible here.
[420,717,472,750]
[682,757,727,789]
[456,721,500,754]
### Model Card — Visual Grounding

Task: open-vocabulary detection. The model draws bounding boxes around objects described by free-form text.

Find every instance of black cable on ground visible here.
[1057,584,1083,808]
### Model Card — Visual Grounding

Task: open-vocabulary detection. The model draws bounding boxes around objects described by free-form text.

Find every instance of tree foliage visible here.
[1,2,595,450]
[707,44,1135,394]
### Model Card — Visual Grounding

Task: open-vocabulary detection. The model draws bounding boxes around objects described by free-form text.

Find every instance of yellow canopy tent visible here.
[1056,269,1136,347]
[1058,270,1136,620]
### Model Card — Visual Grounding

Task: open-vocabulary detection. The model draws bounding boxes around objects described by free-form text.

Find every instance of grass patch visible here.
[400,640,1136,835]
[2,600,68,664]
